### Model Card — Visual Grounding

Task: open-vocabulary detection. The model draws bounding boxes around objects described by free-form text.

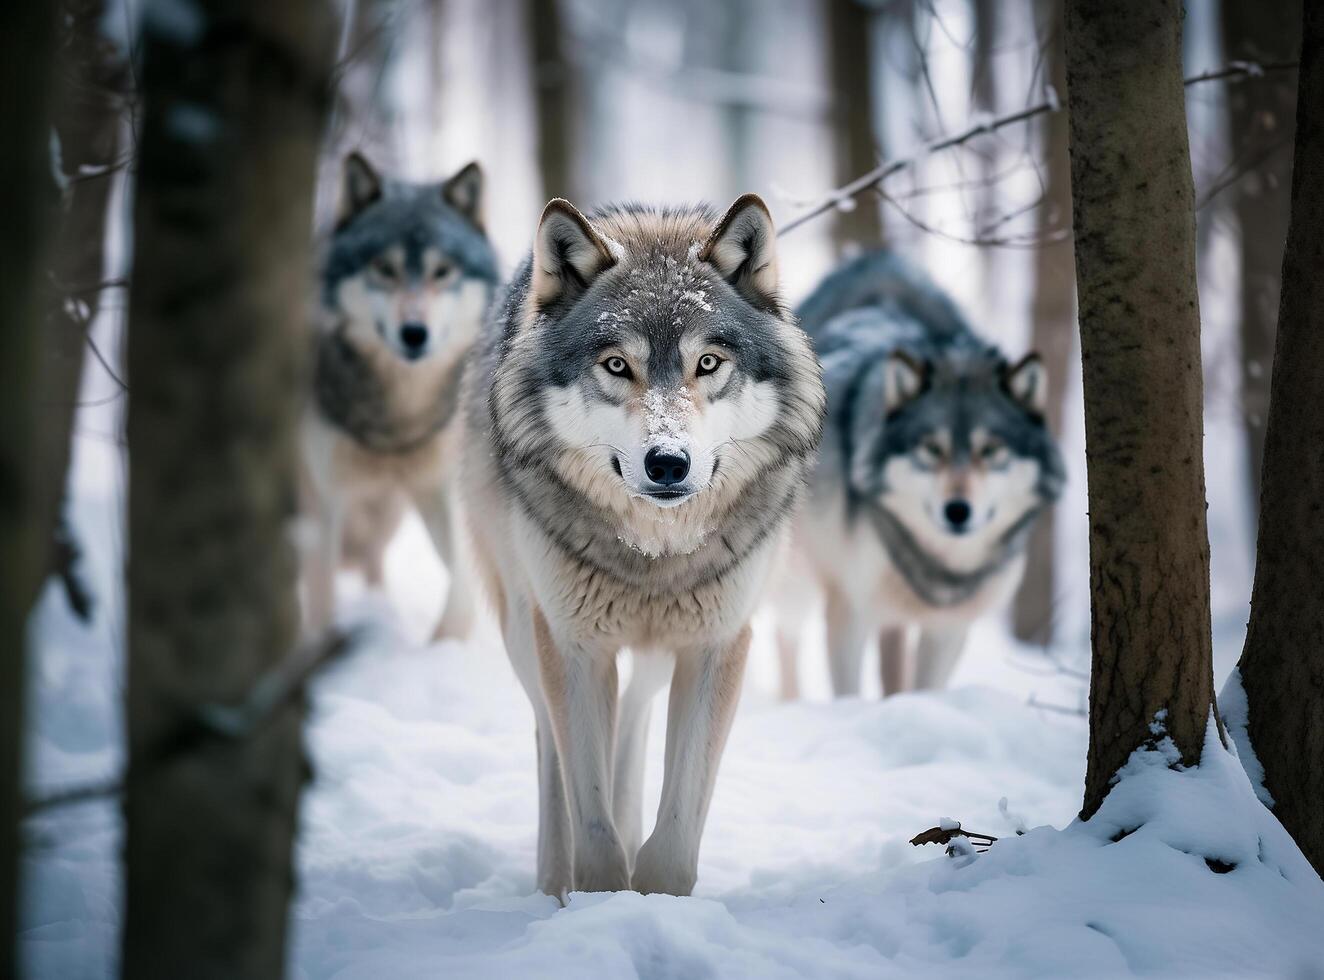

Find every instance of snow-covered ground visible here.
[20,434,1324,979]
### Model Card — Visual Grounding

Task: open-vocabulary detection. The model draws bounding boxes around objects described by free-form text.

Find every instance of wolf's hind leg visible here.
[825,584,868,697]
[913,626,968,690]
[878,627,911,696]
[613,652,673,866]
[632,626,751,897]
[533,610,629,893]
[775,627,801,701]
[413,487,474,642]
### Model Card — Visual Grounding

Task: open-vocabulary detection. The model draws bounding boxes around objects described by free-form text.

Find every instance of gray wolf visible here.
[301,153,498,638]
[461,195,824,897]
[772,251,1064,698]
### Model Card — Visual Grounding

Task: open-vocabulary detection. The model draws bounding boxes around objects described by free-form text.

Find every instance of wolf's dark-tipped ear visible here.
[531,199,617,308]
[338,152,382,226]
[883,351,926,413]
[700,194,781,311]
[1005,353,1047,416]
[443,161,484,228]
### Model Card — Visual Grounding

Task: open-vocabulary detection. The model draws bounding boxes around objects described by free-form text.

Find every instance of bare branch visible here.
[23,627,365,818]
[780,60,1298,238]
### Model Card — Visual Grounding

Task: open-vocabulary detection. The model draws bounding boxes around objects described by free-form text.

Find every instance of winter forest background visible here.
[6,0,1324,977]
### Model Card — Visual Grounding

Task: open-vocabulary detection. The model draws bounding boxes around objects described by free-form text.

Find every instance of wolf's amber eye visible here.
[603,356,632,379]
[372,259,398,281]
[696,353,724,376]
[920,440,945,462]
[431,264,452,281]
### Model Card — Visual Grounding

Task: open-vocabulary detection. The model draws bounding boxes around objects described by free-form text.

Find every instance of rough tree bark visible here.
[1219,0,1300,519]
[1224,1,1324,877]
[527,0,581,202]
[1012,0,1074,646]
[828,0,883,252]
[1064,0,1219,820]
[1,5,57,974]
[19,0,127,622]
[121,1,333,977]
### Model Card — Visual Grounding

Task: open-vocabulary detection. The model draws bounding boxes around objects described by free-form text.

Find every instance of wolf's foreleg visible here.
[632,625,751,897]
[533,610,630,892]
[913,626,968,690]
[303,496,344,636]
[613,652,673,866]
[413,486,474,641]
[500,594,572,898]
[825,584,868,697]
[879,626,911,696]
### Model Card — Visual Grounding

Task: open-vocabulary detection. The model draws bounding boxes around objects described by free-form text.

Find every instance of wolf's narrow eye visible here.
[602,356,633,379]
[431,264,452,281]
[981,442,1009,465]
[696,353,724,377]
[919,440,945,462]
[372,259,398,281]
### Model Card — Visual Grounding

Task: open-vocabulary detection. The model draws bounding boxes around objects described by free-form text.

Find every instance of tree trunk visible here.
[19,0,128,621]
[1064,0,1219,820]
[0,4,57,973]
[1219,0,1300,520]
[1012,0,1074,646]
[827,0,883,252]
[121,2,333,977]
[527,0,580,202]
[1224,2,1324,877]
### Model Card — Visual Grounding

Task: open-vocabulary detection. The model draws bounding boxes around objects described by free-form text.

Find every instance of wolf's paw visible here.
[573,849,631,893]
[630,838,697,897]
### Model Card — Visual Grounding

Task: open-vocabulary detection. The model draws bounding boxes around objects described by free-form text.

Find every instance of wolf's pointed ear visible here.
[1005,353,1047,416]
[531,199,617,308]
[700,194,781,311]
[338,152,382,227]
[443,161,484,228]
[884,351,926,413]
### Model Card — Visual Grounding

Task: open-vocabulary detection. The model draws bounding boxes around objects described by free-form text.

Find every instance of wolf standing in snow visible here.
[462,196,824,897]
[302,154,498,637]
[774,251,1064,699]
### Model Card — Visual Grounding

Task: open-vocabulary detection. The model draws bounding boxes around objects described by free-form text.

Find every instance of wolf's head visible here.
[322,153,498,363]
[848,344,1064,563]
[492,197,823,556]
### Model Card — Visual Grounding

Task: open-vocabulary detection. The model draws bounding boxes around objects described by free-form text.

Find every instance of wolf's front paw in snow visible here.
[630,837,697,896]
[573,847,631,893]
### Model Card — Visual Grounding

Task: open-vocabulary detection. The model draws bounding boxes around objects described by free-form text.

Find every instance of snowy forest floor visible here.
[20,444,1324,979]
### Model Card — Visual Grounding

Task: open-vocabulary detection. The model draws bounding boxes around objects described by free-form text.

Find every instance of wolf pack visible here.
[300,154,1064,900]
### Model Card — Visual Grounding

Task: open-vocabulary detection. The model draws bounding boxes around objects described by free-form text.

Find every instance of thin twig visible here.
[780,60,1298,238]
[23,628,364,818]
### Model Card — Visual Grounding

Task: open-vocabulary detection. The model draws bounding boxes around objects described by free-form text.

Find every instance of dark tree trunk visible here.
[527,0,580,202]
[1225,1,1324,877]
[1,5,57,973]
[1219,0,1300,520]
[121,2,333,977]
[827,0,883,252]
[19,0,128,621]
[1064,0,1219,820]
[1012,0,1074,646]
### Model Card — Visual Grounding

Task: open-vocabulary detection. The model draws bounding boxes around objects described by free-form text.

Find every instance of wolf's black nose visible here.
[400,322,429,353]
[944,499,972,529]
[644,448,690,486]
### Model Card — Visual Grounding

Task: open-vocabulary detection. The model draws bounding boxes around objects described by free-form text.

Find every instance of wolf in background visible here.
[773,251,1064,699]
[462,195,824,897]
[302,153,498,637]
